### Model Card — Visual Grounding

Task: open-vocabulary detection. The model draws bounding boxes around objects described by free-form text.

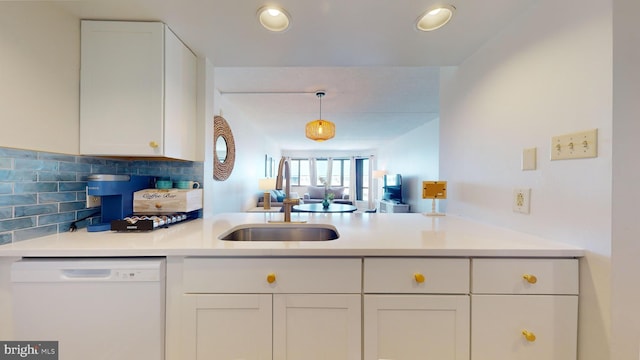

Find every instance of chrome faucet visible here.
[275,156,300,222]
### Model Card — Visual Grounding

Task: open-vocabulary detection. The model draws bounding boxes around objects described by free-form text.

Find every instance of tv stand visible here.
[379,200,410,213]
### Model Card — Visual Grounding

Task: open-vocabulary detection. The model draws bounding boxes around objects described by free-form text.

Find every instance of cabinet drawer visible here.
[471,295,578,359]
[472,258,578,295]
[183,257,362,293]
[364,258,469,294]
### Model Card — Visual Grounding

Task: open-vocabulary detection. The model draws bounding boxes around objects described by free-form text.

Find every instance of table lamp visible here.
[422,181,447,216]
[258,178,276,209]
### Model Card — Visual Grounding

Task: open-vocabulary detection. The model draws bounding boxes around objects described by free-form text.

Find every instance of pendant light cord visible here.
[316,91,325,121]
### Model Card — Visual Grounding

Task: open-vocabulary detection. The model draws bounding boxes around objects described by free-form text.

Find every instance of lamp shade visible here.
[258,178,276,191]
[305,120,335,141]
[372,170,387,179]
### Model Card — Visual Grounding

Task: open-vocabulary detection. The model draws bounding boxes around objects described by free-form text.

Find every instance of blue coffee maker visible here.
[86,174,153,232]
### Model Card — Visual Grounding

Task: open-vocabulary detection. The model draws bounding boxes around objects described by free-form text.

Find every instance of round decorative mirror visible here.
[213,115,235,180]
[216,136,227,162]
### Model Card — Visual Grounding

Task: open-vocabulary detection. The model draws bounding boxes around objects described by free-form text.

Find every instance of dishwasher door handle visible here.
[61,269,112,279]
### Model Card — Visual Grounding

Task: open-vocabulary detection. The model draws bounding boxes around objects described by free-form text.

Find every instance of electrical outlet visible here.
[87,195,101,208]
[513,188,531,214]
[86,186,101,208]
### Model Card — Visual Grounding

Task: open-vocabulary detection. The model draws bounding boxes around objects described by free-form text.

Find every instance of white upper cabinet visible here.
[80,20,197,160]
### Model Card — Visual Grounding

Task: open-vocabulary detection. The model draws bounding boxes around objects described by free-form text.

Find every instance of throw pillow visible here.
[269,190,278,202]
[329,187,344,199]
[308,186,325,199]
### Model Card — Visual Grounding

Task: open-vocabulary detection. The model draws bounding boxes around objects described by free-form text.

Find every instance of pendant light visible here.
[306,91,335,141]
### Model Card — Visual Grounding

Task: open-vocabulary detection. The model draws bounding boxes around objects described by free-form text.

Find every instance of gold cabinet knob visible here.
[149,141,159,148]
[522,330,536,342]
[266,273,276,284]
[523,274,538,284]
[414,273,425,283]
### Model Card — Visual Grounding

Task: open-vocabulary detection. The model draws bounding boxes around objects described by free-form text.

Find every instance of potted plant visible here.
[322,192,335,209]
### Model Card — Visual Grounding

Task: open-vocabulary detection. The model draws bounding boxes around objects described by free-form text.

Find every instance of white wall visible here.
[439,0,612,359]
[208,89,280,214]
[377,119,439,213]
[0,2,79,154]
[611,0,640,358]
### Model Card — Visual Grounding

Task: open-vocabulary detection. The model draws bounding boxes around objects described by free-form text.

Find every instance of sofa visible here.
[257,189,300,208]
[303,186,352,205]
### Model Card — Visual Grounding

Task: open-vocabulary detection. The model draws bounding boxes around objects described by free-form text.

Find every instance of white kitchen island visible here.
[0,213,584,360]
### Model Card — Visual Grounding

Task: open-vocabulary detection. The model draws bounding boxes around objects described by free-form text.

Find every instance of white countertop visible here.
[0,213,584,258]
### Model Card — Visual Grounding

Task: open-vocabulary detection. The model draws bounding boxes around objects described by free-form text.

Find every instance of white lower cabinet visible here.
[471,258,579,360]
[180,257,362,360]
[182,294,273,359]
[174,257,579,360]
[273,294,361,359]
[363,258,471,360]
[364,295,470,360]
[471,295,578,359]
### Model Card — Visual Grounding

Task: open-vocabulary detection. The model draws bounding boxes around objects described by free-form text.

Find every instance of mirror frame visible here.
[213,115,236,181]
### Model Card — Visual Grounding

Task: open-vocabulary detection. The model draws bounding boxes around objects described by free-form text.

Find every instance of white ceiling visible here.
[53,0,533,150]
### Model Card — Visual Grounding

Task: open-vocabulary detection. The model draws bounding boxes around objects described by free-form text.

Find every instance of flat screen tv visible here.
[382,174,402,203]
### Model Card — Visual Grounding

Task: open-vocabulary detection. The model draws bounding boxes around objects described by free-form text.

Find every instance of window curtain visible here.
[309,158,317,186]
[349,156,357,203]
[368,155,376,209]
[326,157,333,186]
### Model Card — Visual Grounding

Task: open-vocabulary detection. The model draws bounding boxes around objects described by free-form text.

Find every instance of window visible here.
[289,157,368,201]
[316,158,350,191]
[332,159,350,187]
[290,159,310,186]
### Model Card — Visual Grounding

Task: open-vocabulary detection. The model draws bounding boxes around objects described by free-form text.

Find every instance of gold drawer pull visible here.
[523,274,537,284]
[522,330,536,342]
[149,141,159,148]
[414,273,425,283]
[266,273,276,284]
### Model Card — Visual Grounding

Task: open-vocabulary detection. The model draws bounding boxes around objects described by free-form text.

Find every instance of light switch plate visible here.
[551,129,598,160]
[522,147,537,170]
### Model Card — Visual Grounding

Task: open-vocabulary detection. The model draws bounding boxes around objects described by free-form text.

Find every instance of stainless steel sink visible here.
[219,223,339,241]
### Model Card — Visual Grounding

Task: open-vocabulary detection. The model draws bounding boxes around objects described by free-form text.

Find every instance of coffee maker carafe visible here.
[86,174,153,232]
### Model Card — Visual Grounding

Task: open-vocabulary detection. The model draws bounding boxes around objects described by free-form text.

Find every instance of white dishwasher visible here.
[11,258,165,360]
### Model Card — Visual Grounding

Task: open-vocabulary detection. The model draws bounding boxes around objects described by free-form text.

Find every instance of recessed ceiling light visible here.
[416,5,455,32]
[257,5,291,32]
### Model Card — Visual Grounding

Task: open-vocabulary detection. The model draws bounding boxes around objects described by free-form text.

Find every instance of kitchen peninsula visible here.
[0,213,583,359]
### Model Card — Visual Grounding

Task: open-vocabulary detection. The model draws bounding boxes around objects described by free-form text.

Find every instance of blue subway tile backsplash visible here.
[0,147,204,244]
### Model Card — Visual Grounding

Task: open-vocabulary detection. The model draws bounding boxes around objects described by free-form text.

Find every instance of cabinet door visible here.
[273,294,361,360]
[471,295,578,360]
[182,294,272,360]
[80,20,164,157]
[163,26,197,161]
[364,295,470,360]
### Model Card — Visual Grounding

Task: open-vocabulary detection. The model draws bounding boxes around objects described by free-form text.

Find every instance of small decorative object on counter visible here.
[110,211,197,231]
[134,188,203,213]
